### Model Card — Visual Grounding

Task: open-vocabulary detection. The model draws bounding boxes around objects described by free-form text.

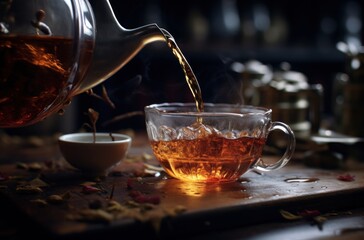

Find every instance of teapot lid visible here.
[230,60,272,85]
[271,62,309,92]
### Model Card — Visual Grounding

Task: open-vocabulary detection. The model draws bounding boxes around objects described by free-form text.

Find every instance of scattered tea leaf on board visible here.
[16,185,43,194]
[280,210,302,220]
[106,200,126,212]
[31,199,48,206]
[313,215,327,230]
[16,162,29,170]
[28,177,49,188]
[47,194,66,204]
[16,162,43,171]
[27,162,43,171]
[68,209,114,223]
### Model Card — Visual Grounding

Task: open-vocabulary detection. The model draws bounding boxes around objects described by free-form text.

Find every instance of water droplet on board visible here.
[239,177,250,184]
[284,177,319,183]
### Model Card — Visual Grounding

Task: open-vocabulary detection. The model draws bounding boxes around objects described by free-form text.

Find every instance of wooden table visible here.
[1,131,364,240]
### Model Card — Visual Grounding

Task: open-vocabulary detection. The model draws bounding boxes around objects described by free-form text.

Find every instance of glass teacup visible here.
[144,103,295,183]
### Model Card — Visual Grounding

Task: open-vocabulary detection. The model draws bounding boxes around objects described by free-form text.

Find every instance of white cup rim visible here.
[59,132,131,144]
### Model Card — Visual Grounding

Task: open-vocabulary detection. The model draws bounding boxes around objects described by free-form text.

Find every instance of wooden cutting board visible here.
[1,158,364,239]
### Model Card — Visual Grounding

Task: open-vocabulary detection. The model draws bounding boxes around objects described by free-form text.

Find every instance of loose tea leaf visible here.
[16,162,43,171]
[16,185,43,194]
[68,209,114,223]
[109,132,115,141]
[16,162,29,170]
[280,210,302,220]
[31,199,48,206]
[101,85,115,109]
[87,108,99,143]
[28,177,49,188]
[86,85,115,109]
[28,162,43,171]
[47,194,66,204]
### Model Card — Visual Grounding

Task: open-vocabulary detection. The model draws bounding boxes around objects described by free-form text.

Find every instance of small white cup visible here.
[58,132,132,174]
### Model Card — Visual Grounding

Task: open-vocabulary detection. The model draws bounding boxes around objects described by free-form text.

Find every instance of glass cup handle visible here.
[253,121,296,172]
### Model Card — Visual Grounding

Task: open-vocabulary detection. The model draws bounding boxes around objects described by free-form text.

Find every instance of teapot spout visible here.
[75,0,166,94]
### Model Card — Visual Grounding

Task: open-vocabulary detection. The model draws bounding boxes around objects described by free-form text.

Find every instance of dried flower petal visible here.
[129,190,160,205]
[82,185,101,194]
[297,209,321,218]
[337,174,355,182]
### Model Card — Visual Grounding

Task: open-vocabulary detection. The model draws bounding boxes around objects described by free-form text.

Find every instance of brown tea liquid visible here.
[150,134,266,183]
[0,35,92,127]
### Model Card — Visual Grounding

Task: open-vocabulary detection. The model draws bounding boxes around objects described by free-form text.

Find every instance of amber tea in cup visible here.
[145,103,295,183]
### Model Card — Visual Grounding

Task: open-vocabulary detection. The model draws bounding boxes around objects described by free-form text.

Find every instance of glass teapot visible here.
[0,0,166,128]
